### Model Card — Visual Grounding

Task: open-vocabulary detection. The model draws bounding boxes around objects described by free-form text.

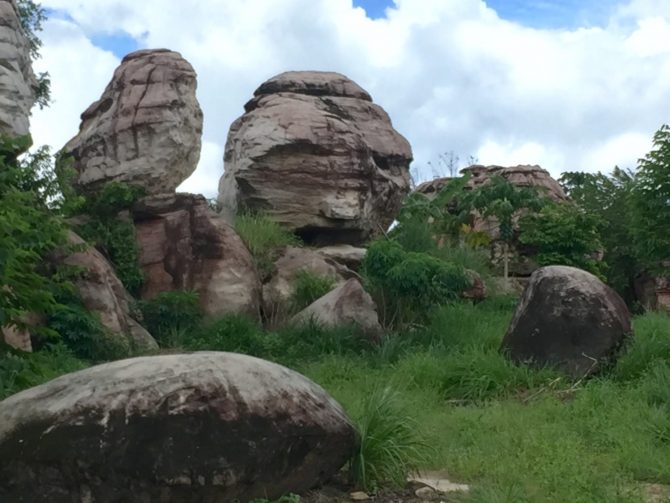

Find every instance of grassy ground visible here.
[2,298,670,502]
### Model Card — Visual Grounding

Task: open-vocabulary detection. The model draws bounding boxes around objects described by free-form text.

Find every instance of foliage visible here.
[362,239,471,325]
[560,168,638,301]
[0,343,85,400]
[290,270,336,312]
[249,495,300,503]
[393,174,477,250]
[519,202,605,277]
[73,182,145,294]
[16,0,50,108]
[235,213,301,279]
[186,314,270,355]
[466,176,544,280]
[138,291,201,345]
[0,136,69,330]
[629,124,670,276]
[350,387,427,491]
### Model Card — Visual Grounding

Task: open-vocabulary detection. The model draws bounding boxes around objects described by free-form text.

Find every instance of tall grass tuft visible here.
[235,213,301,279]
[350,387,428,491]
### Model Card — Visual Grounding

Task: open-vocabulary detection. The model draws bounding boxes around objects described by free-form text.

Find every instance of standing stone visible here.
[0,352,358,502]
[0,0,37,138]
[133,193,262,319]
[62,49,203,195]
[501,265,632,377]
[218,71,412,245]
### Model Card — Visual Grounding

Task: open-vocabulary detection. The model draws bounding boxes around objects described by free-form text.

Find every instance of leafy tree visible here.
[630,124,670,276]
[16,0,50,108]
[560,168,638,300]
[519,202,605,278]
[0,135,68,330]
[466,176,544,281]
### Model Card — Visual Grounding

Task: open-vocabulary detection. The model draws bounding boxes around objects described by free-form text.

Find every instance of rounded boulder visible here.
[0,352,357,502]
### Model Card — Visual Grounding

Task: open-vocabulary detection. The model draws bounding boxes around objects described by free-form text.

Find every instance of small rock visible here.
[350,491,371,501]
[415,486,438,500]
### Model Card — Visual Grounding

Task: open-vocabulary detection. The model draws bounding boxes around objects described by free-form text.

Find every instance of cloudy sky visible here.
[30,0,670,196]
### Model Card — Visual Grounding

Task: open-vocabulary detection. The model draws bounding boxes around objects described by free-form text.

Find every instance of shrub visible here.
[235,213,301,279]
[290,270,336,312]
[350,387,427,491]
[187,314,271,355]
[73,182,146,294]
[138,291,201,345]
[362,239,471,325]
[0,343,86,400]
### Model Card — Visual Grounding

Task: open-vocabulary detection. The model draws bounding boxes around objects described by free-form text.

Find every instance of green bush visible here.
[235,213,301,279]
[0,343,85,400]
[138,291,201,346]
[362,239,472,325]
[73,182,146,294]
[187,314,271,355]
[350,386,427,491]
[290,270,336,311]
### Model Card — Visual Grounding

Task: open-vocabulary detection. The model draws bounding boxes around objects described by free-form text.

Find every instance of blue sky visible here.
[353,0,622,28]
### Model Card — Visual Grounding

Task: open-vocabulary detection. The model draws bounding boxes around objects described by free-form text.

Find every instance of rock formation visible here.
[292,278,382,337]
[218,71,413,245]
[415,164,567,203]
[0,0,37,138]
[56,232,158,351]
[501,265,632,378]
[262,246,357,317]
[62,49,203,195]
[0,352,357,502]
[133,193,262,319]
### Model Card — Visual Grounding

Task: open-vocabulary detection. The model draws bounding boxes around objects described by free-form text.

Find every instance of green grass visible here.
[235,213,301,279]
[3,294,670,502]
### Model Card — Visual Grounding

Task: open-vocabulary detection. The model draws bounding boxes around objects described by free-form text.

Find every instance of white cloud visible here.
[30,0,670,198]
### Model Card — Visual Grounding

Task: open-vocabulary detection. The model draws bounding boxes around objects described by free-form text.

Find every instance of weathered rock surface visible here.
[634,273,670,313]
[263,246,356,316]
[501,265,632,377]
[292,278,382,336]
[0,0,37,138]
[1,324,31,352]
[57,232,157,351]
[0,352,357,502]
[218,71,412,245]
[317,244,367,270]
[133,193,261,319]
[62,49,203,195]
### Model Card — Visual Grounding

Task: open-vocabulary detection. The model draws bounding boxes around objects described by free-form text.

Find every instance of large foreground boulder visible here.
[133,193,262,319]
[218,71,413,245]
[292,278,382,337]
[501,266,632,377]
[0,352,357,502]
[62,49,203,195]
[0,0,37,138]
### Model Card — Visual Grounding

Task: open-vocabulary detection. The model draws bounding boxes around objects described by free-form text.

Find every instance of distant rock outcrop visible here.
[218,71,413,245]
[62,49,203,195]
[0,352,357,502]
[133,193,262,319]
[415,164,567,204]
[501,265,632,378]
[0,0,37,138]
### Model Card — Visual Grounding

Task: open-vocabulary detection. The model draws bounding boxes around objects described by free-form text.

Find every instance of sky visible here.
[30,0,670,197]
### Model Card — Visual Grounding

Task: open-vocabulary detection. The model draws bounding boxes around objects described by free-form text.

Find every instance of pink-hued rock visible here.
[62,49,203,195]
[59,232,157,351]
[218,71,412,245]
[0,352,357,502]
[133,193,261,319]
[0,0,37,138]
